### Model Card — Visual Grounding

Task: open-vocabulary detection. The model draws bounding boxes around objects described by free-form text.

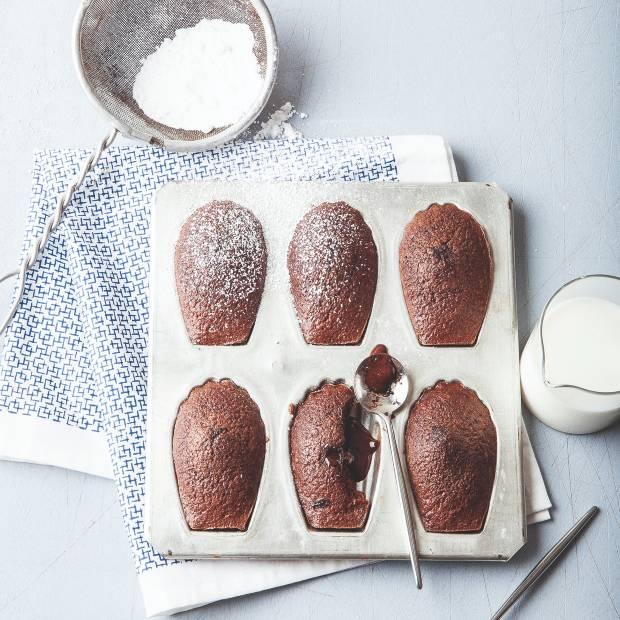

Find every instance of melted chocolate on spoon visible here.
[359,344,399,396]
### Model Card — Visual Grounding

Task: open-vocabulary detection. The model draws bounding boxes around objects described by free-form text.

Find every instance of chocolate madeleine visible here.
[399,203,492,346]
[290,382,378,530]
[288,202,378,345]
[405,380,496,533]
[175,200,267,345]
[173,379,266,530]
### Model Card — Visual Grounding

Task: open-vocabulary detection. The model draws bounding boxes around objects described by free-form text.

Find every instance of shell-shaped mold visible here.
[175,200,267,345]
[399,203,492,346]
[287,202,378,345]
[404,380,497,533]
[172,379,266,531]
[289,382,379,530]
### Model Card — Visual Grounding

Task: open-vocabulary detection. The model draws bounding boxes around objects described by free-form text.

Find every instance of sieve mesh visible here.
[76,0,274,149]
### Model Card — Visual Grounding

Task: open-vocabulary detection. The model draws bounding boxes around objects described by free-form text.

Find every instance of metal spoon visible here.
[353,351,422,589]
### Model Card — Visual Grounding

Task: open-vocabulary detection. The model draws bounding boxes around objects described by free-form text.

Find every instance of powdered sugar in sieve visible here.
[133,19,265,134]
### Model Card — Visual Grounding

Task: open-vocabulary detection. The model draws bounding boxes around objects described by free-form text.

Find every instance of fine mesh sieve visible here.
[0,0,278,334]
[76,0,277,150]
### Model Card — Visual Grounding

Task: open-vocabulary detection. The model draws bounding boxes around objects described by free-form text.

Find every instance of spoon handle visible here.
[383,416,423,589]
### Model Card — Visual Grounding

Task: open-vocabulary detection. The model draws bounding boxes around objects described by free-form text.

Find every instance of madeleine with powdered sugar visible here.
[287,202,378,345]
[175,200,267,345]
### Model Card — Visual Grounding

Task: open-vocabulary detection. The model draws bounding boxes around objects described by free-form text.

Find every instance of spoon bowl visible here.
[354,354,410,415]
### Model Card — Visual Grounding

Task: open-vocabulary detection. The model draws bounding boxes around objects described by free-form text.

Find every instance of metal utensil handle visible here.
[0,128,118,336]
[383,415,423,589]
[491,505,599,620]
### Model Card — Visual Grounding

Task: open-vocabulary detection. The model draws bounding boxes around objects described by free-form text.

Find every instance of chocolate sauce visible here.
[360,344,398,395]
[345,417,378,482]
[323,445,354,468]
[323,417,378,482]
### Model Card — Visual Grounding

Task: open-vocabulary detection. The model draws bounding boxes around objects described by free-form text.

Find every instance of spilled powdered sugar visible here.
[254,102,307,140]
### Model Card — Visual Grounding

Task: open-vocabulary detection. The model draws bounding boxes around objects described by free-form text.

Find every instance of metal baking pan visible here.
[146,181,525,561]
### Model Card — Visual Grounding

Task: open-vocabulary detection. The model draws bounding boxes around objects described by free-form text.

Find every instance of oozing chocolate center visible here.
[322,418,378,483]
[345,417,378,482]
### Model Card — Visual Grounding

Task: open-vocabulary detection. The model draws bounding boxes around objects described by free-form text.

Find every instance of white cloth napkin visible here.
[0,136,551,617]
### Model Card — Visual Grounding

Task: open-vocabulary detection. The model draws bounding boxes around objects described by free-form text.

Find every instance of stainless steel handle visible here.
[491,506,599,619]
[382,414,423,589]
[0,128,118,335]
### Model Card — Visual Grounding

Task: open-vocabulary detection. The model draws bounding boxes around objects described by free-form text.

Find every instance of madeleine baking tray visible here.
[146,181,526,561]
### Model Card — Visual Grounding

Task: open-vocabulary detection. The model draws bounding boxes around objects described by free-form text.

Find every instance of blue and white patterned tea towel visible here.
[0,136,551,617]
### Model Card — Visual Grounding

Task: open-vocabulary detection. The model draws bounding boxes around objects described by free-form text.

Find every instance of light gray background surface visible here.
[0,0,618,618]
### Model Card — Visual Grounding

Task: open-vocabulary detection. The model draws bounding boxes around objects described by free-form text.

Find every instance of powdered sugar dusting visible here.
[287,202,378,344]
[175,201,267,344]
[254,102,306,140]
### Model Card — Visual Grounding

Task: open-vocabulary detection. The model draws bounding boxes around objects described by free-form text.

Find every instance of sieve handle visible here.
[0,128,119,336]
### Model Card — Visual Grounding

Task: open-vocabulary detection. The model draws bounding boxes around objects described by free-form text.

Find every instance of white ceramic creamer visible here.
[520,275,620,434]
